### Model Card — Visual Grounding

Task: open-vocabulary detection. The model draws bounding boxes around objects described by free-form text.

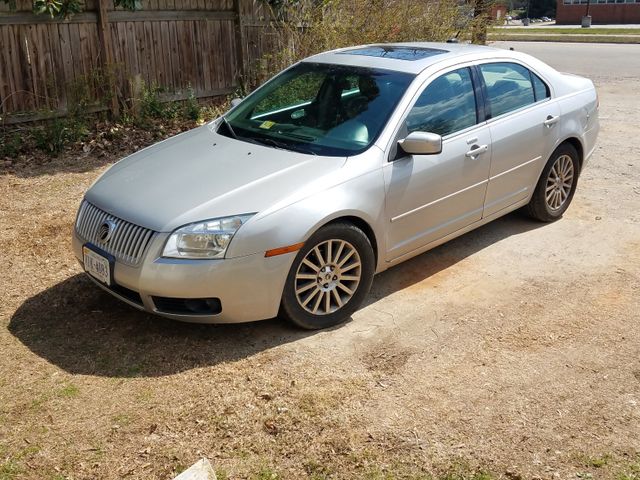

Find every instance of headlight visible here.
[162,214,255,259]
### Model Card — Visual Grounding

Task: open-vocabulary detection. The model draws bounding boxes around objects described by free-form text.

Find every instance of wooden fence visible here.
[0,0,284,123]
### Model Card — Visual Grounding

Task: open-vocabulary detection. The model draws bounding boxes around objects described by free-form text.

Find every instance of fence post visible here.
[96,0,120,117]
[232,0,246,92]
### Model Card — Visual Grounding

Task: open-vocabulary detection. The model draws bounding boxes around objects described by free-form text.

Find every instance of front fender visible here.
[226,153,387,272]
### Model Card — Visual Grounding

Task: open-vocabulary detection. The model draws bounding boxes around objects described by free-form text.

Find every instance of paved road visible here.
[498,22,640,28]
[492,40,640,79]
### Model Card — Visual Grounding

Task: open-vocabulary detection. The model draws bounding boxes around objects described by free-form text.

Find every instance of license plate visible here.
[83,246,112,286]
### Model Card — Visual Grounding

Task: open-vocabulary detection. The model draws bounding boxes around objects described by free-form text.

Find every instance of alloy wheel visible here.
[545,154,575,211]
[294,239,362,315]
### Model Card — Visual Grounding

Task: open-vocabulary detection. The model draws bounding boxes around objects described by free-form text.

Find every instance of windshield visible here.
[222,63,415,156]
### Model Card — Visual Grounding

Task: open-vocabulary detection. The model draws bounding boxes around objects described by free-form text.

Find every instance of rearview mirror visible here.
[230,98,243,108]
[398,131,442,155]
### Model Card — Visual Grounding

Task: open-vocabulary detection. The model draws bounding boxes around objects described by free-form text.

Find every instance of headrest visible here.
[358,76,380,100]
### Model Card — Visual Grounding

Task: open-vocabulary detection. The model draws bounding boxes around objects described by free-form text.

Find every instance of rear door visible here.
[478,62,560,217]
[384,66,491,261]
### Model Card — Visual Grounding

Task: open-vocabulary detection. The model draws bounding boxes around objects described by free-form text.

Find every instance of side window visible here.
[479,62,536,118]
[405,67,477,137]
[531,72,550,102]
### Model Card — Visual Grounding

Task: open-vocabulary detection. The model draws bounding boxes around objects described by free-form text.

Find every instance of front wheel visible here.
[280,223,375,330]
[525,143,580,222]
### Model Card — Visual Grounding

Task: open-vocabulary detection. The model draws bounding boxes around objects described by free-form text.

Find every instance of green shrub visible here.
[183,87,201,121]
[0,132,22,158]
[33,117,88,155]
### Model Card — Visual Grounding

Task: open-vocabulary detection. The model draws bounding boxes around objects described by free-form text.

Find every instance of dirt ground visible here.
[1,43,639,480]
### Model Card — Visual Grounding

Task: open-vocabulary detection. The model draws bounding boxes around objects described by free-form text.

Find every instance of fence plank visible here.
[1,2,280,122]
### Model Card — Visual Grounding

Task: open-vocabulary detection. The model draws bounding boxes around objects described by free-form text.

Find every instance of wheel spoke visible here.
[546,190,555,203]
[324,290,331,314]
[331,289,343,308]
[296,282,316,295]
[340,261,361,274]
[337,248,355,267]
[340,274,359,281]
[297,273,317,280]
[333,241,345,264]
[326,240,332,267]
[337,282,354,295]
[313,246,325,265]
[302,258,320,272]
[311,289,324,314]
[302,287,321,307]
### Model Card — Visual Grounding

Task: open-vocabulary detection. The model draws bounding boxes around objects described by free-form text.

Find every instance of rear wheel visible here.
[280,223,375,330]
[525,143,580,222]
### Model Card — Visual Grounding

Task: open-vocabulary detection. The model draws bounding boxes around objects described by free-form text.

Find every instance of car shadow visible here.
[8,211,544,378]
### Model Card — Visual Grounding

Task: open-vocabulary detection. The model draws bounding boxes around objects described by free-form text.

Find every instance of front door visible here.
[384,67,491,261]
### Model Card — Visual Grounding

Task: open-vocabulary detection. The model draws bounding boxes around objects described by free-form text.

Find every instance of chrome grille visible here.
[75,201,155,266]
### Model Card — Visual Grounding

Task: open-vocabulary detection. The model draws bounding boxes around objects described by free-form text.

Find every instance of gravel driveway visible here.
[1,42,639,479]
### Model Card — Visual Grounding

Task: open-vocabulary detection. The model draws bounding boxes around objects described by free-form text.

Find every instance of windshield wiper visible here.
[219,116,237,139]
[253,137,317,156]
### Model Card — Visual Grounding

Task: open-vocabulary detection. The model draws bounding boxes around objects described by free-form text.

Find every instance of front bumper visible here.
[72,229,295,323]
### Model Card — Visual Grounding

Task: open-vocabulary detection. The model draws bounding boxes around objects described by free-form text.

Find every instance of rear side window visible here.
[480,62,538,118]
[406,67,477,137]
[531,72,550,101]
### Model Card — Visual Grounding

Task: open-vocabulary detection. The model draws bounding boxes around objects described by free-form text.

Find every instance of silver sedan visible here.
[72,42,599,329]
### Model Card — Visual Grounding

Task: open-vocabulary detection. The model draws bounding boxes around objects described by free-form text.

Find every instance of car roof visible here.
[302,42,514,75]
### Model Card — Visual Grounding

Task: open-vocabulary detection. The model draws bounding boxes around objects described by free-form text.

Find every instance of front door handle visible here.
[544,115,559,128]
[465,144,488,159]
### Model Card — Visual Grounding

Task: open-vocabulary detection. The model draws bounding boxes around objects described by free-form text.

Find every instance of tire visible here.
[525,143,580,222]
[280,222,375,330]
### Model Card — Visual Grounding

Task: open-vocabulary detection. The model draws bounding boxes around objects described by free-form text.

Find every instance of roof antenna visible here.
[446,30,461,43]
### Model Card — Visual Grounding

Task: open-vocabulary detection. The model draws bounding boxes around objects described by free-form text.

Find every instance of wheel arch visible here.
[319,215,380,267]
[558,136,584,172]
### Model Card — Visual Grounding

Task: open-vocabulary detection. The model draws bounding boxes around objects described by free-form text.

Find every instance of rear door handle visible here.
[544,115,559,128]
[465,144,488,158]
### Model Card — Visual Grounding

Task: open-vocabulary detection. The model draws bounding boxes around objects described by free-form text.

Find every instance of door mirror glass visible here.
[230,98,243,108]
[398,131,442,155]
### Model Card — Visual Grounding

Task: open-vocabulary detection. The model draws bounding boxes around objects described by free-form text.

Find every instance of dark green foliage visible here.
[183,88,201,121]
[0,132,22,158]
[33,117,89,155]
[1,0,136,19]
[32,0,82,18]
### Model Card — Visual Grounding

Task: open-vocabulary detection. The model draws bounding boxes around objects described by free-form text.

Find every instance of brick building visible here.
[556,0,640,24]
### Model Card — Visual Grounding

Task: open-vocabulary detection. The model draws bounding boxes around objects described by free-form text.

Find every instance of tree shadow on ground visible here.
[9,211,545,379]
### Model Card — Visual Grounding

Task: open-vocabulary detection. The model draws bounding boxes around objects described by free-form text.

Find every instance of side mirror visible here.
[230,98,243,108]
[398,131,442,155]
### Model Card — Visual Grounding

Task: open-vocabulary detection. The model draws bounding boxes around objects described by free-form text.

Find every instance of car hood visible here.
[86,125,347,232]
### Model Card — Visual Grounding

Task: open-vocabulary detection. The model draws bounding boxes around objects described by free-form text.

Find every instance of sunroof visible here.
[339,46,447,61]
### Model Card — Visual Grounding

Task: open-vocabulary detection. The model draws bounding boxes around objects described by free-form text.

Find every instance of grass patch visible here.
[57,384,79,398]
[587,454,611,468]
[0,460,22,480]
[252,466,281,480]
[112,413,131,426]
[618,456,640,480]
